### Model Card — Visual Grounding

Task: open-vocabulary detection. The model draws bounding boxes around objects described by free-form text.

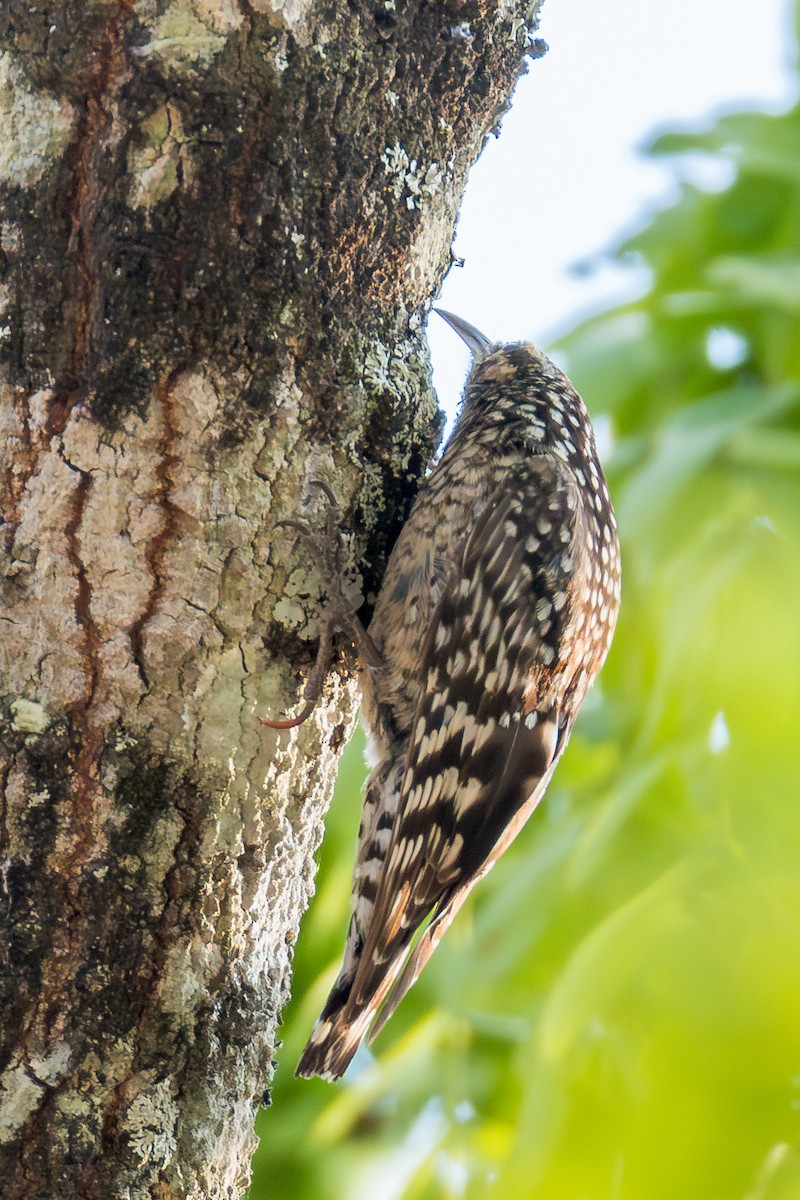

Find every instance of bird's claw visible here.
[260,483,382,731]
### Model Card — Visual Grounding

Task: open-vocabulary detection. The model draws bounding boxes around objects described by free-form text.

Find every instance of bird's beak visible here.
[434,309,493,357]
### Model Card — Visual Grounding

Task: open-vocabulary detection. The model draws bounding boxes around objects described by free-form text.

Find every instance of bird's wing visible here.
[347,454,584,1021]
[296,454,588,1079]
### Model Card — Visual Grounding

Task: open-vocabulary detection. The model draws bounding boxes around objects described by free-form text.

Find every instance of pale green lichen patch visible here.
[9,697,50,734]
[135,0,241,74]
[246,0,311,29]
[363,335,438,468]
[0,1045,71,1144]
[269,0,310,25]
[0,1066,44,1142]
[272,596,307,629]
[124,1078,178,1167]
[408,201,457,292]
[29,1044,71,1085]
[381,143,443,211]
[272,566,321,640]
[0,223,22,256]
[499,0,545,47]
[128,101,189,214]
[0,52,76,189]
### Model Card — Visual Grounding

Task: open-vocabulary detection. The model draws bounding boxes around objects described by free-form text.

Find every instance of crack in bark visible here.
[130,368,184,689]
[182,596,228,643]
[27,459,106,1050]
[3,0,135,620]
[0,749,12,860]
[63,469,102,716]
[47,0,134,441]
[31,461,107,1048]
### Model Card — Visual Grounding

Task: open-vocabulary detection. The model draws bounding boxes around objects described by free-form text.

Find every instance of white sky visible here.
[430,0,797,424]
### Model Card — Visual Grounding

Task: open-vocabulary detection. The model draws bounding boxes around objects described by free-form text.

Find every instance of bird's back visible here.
[296,338,620,1081]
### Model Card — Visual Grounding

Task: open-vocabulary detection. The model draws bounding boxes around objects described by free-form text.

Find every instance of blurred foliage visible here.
[250,46,800,1200]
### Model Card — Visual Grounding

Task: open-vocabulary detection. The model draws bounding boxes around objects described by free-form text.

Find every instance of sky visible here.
[429,0,797,425]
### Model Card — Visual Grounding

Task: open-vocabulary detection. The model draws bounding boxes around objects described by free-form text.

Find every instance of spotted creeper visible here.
[287,311,620,1080]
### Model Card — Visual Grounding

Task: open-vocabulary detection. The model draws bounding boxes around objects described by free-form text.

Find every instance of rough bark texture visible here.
[0,2,544,1195]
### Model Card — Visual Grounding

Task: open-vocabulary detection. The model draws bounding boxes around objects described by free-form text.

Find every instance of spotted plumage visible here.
[296,311,621,1080]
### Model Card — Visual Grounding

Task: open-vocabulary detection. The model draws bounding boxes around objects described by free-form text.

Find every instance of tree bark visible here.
[0,2,544,1195]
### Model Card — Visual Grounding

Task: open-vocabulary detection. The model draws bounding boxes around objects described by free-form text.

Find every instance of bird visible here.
[294,310,621,1080]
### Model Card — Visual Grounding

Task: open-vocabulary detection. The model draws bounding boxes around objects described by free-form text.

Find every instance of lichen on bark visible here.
[0,0,545,1195]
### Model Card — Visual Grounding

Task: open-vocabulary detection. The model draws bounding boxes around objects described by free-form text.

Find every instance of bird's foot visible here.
[259,482,382,731]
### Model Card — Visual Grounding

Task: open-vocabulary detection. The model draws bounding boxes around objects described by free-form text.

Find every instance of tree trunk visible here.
[0,3,543,1195]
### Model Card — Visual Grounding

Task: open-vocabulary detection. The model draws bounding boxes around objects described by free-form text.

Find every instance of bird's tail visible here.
[295,994,375,1081]
[295,935,413,1080]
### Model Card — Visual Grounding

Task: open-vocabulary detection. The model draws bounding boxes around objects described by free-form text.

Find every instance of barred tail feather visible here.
[296,940,411,1080]
[368,889,470,1046]
[295,1003,374,1081]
